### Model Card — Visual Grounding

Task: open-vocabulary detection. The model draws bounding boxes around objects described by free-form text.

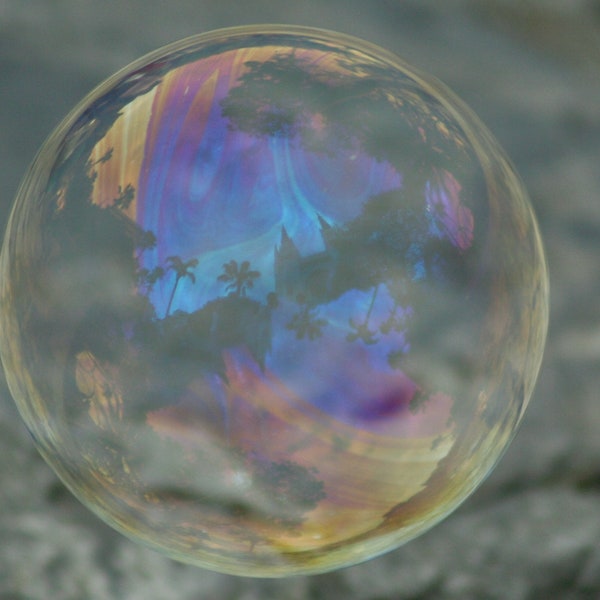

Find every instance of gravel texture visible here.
[1,1,599,598]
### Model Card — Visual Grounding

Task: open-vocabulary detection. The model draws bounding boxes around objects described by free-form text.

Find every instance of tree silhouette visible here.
[137,265,165,296]
[286,294,328,340]
[220,51,474,186]
[217,260,260,297]
[134,230,157,258]
[347,285,380,344]
[113,183,135,210]
[253,459,326,529]
[165,256,199,316]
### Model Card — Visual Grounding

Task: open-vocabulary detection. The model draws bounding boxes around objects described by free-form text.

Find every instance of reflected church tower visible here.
[274,215,340,304]
[274,227,302,299]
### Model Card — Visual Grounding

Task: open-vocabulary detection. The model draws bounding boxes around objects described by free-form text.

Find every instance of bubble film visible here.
[0,26,548,576]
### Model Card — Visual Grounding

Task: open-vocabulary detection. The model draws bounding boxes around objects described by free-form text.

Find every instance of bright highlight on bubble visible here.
[0,26,548,576]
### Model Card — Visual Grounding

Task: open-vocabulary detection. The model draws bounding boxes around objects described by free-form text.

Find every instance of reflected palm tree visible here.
[286,294,328,340]
[165,256,199,316]
[134,230,157,259]
[217,260,260,297]
[347,285,380,344]
[137,265,165,296]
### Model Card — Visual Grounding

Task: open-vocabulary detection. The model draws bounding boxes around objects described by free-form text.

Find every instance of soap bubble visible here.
[0,26,548,576]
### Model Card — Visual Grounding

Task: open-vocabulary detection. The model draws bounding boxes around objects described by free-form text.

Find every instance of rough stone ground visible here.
[1,1,599,598]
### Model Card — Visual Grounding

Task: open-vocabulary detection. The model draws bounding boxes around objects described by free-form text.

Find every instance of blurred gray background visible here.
[1,1,599,598]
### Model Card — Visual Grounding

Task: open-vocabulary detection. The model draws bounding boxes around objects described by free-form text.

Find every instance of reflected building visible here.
[274,217,339,304]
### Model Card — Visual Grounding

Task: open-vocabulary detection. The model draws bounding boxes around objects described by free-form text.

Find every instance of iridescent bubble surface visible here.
[0,26,548,576]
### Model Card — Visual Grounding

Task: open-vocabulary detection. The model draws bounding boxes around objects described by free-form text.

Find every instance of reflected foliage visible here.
[165,256,198,317]
[218,259,261,298]
[286,294,328,340]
